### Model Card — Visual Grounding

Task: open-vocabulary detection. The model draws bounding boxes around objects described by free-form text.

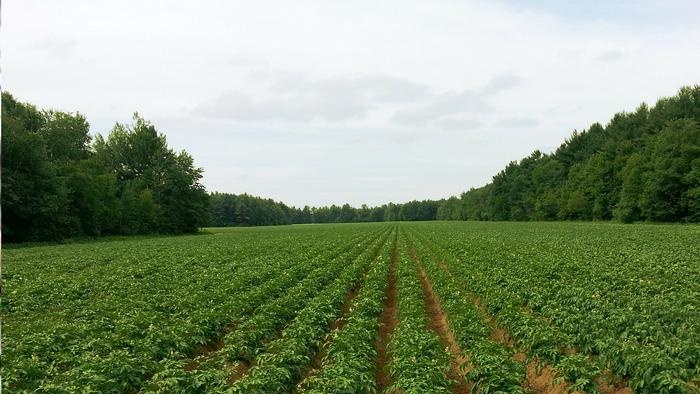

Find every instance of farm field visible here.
[3,222,699,394]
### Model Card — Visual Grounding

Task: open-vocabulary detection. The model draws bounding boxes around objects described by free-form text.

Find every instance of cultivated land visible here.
[3,222,699,394]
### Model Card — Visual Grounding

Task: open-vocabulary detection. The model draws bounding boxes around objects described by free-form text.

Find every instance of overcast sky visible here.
[4,1,700,207]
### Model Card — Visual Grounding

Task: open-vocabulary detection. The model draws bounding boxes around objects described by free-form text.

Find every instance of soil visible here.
[410,247,471,394]
[296,235,389,389]
[227,360,251,383]
[434,257,584,394]
[183,323,234,371]
[596,371,635,394]
[525,359,579,394]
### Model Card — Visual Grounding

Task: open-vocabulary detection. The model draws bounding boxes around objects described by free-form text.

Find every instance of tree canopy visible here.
[436,85,700,223]
[3,85,699,243]
[1,93,209,242]
[208,193,438,226]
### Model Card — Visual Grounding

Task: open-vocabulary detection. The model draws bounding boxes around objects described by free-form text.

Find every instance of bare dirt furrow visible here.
[296,233,391,389]
[596,373,635,394]
[375,232,399,392]
[409,247,471,394]
[296,280,363,386]
[183,323,235,371]
[434,256,633,394]
[432,256,576,394]
[227,360,252,383]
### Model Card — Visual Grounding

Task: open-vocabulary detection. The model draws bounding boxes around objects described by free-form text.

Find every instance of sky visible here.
[4,0,700,207]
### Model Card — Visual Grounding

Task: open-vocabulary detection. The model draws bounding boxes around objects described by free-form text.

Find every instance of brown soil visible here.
[297,281,362,385]
[297,235,390,389]
[489,326,515,347]
[596,371,635,394]
[524,359,581,394]
[410,247,471,394]
[434,259,581,394]
[227,360,252,383]
[470,293,584,394]
[431,255,635,394]
[376,235,399,392]
[183,323,235,371]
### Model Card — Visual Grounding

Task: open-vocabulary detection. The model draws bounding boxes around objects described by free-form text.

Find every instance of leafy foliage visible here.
[299,233,394,393]
[1,93,209,242]
[436,85,700,223]
[411,221,700,394]
[385,235,452,393]
[4,222,699,394]
[2,224,388,392]
[209,196,440,227]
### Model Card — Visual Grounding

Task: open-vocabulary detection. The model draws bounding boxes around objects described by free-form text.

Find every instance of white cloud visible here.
[435,116,482,131]
[496,117,540,128]
[194,73,431,123]
[595,49,626,62]
[392,75,521,127]
[29,38,76,58]
[227,54,266,68]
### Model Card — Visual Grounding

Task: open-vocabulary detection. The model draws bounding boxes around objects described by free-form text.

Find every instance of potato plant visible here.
[3,222,699,394]
[299,231,395,393]
[384,236,451,394]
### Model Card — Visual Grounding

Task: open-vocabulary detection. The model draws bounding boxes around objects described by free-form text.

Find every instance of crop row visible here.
[3,224,389,393]
[385,233,452,393]
[141,226,393,392]
[6,222,698,394]
[406,232,529,394]
[407,227,603,392]
[405,222,700,394]
[298,228,397,393]
[223,227,393,393]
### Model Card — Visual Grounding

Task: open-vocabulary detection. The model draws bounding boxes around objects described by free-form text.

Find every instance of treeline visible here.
[209,193,438,226]
[1,93,209,242]
[0,92,438,243]
[4,85,699,242]
[436,86,700,222]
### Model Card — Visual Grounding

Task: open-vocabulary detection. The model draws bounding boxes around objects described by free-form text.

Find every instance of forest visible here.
[2,85,699,242]
[437,86,700,222]
[209,193,438,226]
[1,93,209,242]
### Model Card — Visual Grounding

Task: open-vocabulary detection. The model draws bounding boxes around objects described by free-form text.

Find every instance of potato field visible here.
[3,222,699,394]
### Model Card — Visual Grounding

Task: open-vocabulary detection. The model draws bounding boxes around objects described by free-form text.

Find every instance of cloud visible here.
[392,89,489,126]
[196,72,523,130]
[7,0,700,206]
[227,54,265,67]
[392,74,522,127]
[479,74,523,95]
[595,49,625,62]
[194,73,431,122]
[194,90,367,122]
[435,116,482,131]
[496,116,539,128]
[29,38,76,58]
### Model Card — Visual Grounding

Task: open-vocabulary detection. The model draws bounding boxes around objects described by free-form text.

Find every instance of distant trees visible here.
[6,84,698,242]
[208,195,439,226]
[1,93,209,242]
[209,193,293,226]
[436,85,700,223]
